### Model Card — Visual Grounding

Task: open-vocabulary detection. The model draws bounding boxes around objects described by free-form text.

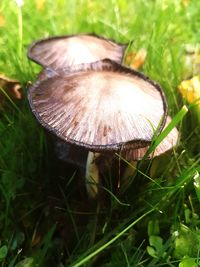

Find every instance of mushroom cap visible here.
[28,59,167,152]
[121,116,179,160]
[36,68,57,81]
[27,33,126,70]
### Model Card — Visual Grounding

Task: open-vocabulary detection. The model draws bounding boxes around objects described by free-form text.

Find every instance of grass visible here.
[0,0,200,266]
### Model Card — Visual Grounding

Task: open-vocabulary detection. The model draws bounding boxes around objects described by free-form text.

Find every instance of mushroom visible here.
[28,59,168,197]
[27,33,127,70]
[27,34,127,170]
[119,115,179,184]
[121,116,179,161]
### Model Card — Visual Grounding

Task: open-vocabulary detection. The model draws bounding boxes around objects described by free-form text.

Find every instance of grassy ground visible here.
[0,0,200,266]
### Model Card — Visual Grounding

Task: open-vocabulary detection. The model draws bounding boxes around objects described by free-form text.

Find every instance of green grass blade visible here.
[147,105,188,155]
[70,209,154,267]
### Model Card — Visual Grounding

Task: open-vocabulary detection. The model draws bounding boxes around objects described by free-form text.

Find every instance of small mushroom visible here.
[28,59,168,197]
[120,115,179,184]
[27,33,127,70]
[121,116,179,161]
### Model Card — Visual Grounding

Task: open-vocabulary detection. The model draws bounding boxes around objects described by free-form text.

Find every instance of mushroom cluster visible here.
[27,33,179,197]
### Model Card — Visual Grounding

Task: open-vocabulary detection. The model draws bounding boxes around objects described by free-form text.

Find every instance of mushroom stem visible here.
[85,151,101,198]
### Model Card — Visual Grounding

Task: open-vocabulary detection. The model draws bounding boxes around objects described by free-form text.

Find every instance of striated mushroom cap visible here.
[28,59,167,152]
[27,33,126,70]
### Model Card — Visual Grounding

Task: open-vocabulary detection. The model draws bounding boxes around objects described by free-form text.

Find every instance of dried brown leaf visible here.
[0,74,22,103]
[125,48,147,70]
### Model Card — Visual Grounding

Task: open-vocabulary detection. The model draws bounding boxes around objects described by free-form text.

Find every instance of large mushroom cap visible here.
[27,34,126,70]
[28,59,167,152]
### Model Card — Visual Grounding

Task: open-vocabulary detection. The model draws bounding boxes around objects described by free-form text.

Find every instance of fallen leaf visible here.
[178,76,200,109]
[125,48,147,70]
[0,74,22,103]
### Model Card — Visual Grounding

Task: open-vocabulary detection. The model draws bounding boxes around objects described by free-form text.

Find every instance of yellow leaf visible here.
[178,76,200,109]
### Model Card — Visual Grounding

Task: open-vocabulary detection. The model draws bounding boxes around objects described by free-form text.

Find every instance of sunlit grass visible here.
[0,0,200,266]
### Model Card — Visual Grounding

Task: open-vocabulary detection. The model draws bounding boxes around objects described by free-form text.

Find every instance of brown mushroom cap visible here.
[28,59,167,152]
[27,34,126,70]
[121,116,179,160]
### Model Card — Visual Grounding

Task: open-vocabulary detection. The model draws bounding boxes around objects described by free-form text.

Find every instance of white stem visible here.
[85,152,101,198]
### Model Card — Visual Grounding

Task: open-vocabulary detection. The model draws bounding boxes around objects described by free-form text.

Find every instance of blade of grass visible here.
[35,224,56,267]
[100,185,130,206]
[193,171,200,203]
[0,87,23,114]
[147,105,188,155]
[70,208,154,267]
